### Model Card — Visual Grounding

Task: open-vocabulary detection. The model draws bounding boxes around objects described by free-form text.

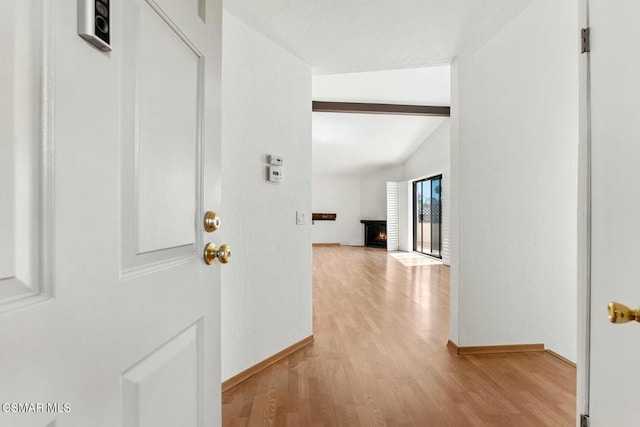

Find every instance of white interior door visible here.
[0,0,222,425]
[587,0,640,424]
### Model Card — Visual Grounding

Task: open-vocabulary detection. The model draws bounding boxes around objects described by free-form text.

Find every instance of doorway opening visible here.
[413,175,442,258]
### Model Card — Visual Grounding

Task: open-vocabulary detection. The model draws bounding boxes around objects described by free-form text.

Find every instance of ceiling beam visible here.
[312,101,450,117]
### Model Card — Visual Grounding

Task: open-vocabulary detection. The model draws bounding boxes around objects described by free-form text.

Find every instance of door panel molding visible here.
[122,320,203,427]
[0,0,55,312]
[120,0,205,279]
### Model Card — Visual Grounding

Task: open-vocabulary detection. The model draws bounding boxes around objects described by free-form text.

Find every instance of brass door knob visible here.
[204,243,231,265]
[204,211,221,233]
[608,302,640,324]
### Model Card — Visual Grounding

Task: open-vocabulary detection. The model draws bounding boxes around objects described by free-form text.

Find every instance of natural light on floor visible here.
[388,251,442,267]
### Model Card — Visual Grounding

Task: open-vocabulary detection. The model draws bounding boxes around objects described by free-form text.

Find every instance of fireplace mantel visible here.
[313,213,336,221]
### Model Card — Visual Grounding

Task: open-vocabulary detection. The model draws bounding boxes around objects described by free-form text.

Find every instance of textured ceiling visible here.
[224,1,533,177]
[224,0,534,74]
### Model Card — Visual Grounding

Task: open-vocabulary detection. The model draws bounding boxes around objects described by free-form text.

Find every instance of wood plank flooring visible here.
[222,246,576,426]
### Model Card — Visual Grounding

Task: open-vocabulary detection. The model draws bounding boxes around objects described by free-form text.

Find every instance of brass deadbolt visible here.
[204,211,221,233]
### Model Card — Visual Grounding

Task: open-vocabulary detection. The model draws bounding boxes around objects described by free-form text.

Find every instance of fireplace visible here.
[360,220,387,248]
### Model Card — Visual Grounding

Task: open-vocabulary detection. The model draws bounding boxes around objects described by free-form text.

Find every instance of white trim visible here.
[576,0,591,422]
[0,0,55,313]
[40,0,55,299]
[119,0,205,277]
[398,181,411,252]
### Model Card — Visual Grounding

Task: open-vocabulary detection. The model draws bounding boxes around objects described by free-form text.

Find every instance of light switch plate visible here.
[296,211,307,225]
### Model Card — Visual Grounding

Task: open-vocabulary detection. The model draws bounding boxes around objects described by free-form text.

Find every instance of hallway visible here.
[222,246,575,426]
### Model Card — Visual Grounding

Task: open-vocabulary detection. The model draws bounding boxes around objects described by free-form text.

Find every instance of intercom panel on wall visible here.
[78,0,112,51]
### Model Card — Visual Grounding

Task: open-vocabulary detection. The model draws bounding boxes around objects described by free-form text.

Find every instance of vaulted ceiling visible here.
[312,66,449,176]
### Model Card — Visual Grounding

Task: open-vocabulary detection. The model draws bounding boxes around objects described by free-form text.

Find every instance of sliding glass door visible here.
[413,175,442,258]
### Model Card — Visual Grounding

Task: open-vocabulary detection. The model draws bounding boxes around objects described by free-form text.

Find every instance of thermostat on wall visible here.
[268,165,283,183]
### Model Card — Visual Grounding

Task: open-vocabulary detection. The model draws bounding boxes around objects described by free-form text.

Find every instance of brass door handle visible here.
[204,243,231,265]
[608,302,640,323]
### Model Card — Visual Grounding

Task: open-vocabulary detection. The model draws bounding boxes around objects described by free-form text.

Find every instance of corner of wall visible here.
[453,1,578,354]
[448,57,460,345]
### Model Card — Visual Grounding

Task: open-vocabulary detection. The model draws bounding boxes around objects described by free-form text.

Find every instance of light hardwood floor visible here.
[222,246,576,426]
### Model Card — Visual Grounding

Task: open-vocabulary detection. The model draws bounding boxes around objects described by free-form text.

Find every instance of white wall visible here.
[221,12,312,381]
[313,66,450,105]
[312,165,403,246]
[360,165,403,220]
[403,120,450,182]
[402,120,451,264]
[312,177,362,245]
[451,0,578,361]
